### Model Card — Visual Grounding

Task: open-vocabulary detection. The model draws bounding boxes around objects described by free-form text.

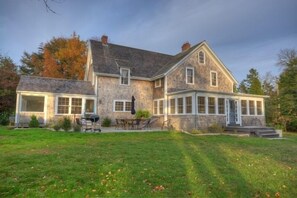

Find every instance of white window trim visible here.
[155,79,161,88]
[186,67,194,84]
[217,98,226,115]
[198,50,205,64]
[55,96,96,115]
[210,71,218,87]
[207,96,216,114]
[120,68,130,86]
[20,94,46,113]
[197,96,207,115]
[168,94,194,115]
[113,100,132,112]
[153,99,164,115]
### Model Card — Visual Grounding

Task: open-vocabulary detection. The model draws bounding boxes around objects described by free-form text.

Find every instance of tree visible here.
[238,68,264,95]
[20,33,87,80]
[277,49,297,131]
[0,55,19,113]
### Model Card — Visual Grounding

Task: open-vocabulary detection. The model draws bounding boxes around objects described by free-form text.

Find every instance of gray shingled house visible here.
[15,35,267,130]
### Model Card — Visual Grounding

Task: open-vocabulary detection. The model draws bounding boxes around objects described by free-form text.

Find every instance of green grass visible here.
[0,127,297,197]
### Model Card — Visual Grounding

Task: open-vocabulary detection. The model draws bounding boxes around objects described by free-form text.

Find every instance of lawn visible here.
[0,127,297,197]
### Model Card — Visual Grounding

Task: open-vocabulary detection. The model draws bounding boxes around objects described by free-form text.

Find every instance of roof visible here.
[90,40,174,78]
[17,75,95,95]
[89,39,237,83]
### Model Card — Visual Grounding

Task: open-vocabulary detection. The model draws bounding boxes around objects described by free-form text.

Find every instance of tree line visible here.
[0,34,296,131]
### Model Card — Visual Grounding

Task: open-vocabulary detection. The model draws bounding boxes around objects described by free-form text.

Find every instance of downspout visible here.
[164,76,168,122]
[195,91,198,129]
[15,92,20,127]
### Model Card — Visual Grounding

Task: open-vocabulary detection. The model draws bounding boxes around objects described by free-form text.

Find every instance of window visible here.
[208,97,215,114]
[153,101,158,115]
[198,96,205,114]
[120,68,130,85]
[159,100,164,115]
[155,79,161,88]
[125,101,132,112]
[218,98,225,114]
[186,96,192,113]
[114,100,132,112]
[170,98,176,114]
[241,100,247,115]
[115,101,124,111]
[210,71,217,87]
[71,98,82,114]
[21,96,44,112]
[256,101,262,115]
[249,100,255,115]
[186,67,194,84]
[85,99,95,113]
[178,98,183,114]
[57,97,69,114]
[199,51,205,64]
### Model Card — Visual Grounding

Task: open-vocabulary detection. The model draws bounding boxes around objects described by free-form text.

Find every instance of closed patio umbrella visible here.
[131,96,136,115]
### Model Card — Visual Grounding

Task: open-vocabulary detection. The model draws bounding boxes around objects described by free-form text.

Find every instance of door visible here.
[227,99,240,125]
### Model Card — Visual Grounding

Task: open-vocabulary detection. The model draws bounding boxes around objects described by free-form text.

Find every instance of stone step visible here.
[261,133,280,138]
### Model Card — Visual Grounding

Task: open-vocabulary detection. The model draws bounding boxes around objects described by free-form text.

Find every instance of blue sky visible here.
[1,0,297,82]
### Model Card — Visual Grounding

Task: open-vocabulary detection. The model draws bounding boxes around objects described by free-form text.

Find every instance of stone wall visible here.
[167,46,233,93]
[97,76,154,124]
[241,116,266,126]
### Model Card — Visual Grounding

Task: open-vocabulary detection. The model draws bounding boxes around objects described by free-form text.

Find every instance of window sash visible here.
[115,101,124,111]
[170,98,176,114]
[21,96,45,112]
[241,100,247,115]
[218,98,225,114]
[186,68,194,84]
[256,101,262,115]
[153,101,158,115]
[199,51,205,64]
[208,97,215,114]
[211,72,217,86]
[57,97,69,114]
[85,99,95,113]
[120,69,129,85]
[198,96,205,114]
[159,100,164,115]
[71,98,82,114]
[155,79,161,87]
[186,96,192,113]
[178,98,183,114]
[249,101,255,115]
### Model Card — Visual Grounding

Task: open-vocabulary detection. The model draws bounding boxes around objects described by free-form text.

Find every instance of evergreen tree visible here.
[238,68,264,95]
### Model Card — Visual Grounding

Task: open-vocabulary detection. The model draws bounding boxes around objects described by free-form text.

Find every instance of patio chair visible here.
[79,118,93,132]
[147,117,159,129]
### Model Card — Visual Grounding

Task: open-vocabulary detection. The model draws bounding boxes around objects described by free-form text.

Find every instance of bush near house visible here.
[29,115,39,128]
[102,117,111,127]
[135,109,151,119]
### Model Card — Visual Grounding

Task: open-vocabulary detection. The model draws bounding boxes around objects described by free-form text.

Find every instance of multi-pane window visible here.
[198,96,205,114]
[208,97,215,114]
[218,98,225,114]
[159,100,164,115]
[114,101,132,112]
[241,100,247,115]
[256,101,262,115]
[115,101,124,111]
[186,68,194,84]
[21,96,44,112]
[199,51,205,64]
[153,101,158,115]
[249,100,255,115]
[170,98,176,114]
[155,79,161,88]
[178,98,183,114]
[58,97,69,114]
[85,99,95,113]
[125,102,132,112]
[211,71,217,86]
[71,98,82,114]
[186,96,192,113]
[120,68,130,85]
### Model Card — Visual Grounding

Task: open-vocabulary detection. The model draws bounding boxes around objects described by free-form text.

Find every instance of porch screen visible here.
[21,96,44,112]
[198,96,205,113]
[249,101,255,115]
[170,98,176,114]
[208,97,215,114]
[256,101,262,115]
[85,99,95,113]
[218,98,225,114]
[71,98,82,114]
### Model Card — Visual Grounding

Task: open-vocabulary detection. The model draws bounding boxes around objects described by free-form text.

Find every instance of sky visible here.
[0,0,297,82]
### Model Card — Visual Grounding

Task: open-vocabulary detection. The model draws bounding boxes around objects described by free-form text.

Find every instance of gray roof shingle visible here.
[17,75,95,95]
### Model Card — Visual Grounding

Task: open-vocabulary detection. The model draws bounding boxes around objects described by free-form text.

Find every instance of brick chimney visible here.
[181,42,191,52]
[101,35,108,45]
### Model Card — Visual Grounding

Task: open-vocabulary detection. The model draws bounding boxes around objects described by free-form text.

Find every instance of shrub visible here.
[207,123,224,133]
[61,117,72,131]
[102,117,111,127]
[53,124,61,131]
[0,111,10,126]
[29,115,39,128]
[135,109,151,119]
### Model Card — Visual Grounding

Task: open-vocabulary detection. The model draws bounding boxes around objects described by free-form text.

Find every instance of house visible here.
[15,35,267,130]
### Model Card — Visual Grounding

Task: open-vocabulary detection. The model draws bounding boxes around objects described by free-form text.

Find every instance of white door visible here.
[227,99,240,125]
